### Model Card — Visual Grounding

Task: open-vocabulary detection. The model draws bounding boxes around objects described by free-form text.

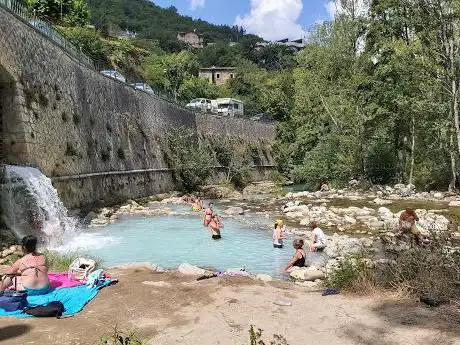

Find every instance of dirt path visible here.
[1,269,459,345]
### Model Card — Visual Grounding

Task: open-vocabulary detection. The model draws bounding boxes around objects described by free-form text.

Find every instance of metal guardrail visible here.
[0,0,276,122]
[51,165,276,182]
[0,0,94,68]
[0,0,190,108]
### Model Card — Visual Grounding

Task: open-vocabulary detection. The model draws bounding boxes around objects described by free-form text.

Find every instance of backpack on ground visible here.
[25,301,64,317]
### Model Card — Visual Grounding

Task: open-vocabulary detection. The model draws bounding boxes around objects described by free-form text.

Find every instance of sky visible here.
[151,0,340,41]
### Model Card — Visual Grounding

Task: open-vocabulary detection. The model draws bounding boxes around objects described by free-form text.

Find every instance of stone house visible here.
[199,67,236,86]
[177,30,204,49]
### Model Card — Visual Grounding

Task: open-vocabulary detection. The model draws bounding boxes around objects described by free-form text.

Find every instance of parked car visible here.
[131,83,155,94]
[186,98,212,112]
[100,70,126,83]
[250,113,275,122]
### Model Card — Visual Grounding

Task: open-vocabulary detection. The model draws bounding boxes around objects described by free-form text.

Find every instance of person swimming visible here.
[209,214,222,240]
[203,202,214,226]
[273,219,286,248]
[284,238,306,272]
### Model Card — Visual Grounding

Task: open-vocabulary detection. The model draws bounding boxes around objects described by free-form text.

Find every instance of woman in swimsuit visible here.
[284,239,306,272]
[203,202,214,226]
[272,219,286,248]
[209,214,222,240]
[1,235,50,295]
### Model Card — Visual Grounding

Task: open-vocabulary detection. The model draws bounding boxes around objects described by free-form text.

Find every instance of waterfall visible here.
[0,165,76,244]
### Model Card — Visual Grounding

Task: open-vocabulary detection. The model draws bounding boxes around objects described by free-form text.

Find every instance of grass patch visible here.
[326,252,376,292]
[99,326,145,345]
[249,325,289,345]
[44,251,102,272]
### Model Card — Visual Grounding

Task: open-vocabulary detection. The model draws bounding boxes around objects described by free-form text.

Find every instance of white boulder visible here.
[178,263,206,275]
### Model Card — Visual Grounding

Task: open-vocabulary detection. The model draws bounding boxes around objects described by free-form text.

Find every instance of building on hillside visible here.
[199,66,236,86]
[255,38,306,53]
[177,30,204,48]
[117,29,137,40]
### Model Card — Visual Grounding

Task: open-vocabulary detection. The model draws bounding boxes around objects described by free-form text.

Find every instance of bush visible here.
[326,253,375,291]
[248,325,288,345]
[379,235,460,301]
[166,129,213,192]
[99,326,145,345]
[44,251,102,272]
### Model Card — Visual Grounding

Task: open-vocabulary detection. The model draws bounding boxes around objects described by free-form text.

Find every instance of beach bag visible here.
[86,269,105,288]
[0,274,28,312]
[25,301,64,317]
[0,290,28,312]
[68,258,96,281]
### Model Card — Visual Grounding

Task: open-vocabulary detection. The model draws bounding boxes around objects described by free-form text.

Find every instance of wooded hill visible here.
[86,0,260,51]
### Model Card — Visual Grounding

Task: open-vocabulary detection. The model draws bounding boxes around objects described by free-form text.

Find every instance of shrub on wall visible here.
[166,128,213,191]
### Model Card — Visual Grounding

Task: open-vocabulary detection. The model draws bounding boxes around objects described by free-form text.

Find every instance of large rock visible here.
[373,198,393,206]
[178,263,206,275]
[256,274,273,282]
[449,200,460,207]
[224,207,245,215]
[289,266,325,281]
[201,185,243,200]
[113,262,158,272]
[243,182,279,195]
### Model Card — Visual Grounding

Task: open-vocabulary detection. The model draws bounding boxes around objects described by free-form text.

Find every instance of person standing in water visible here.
[284,239,306,272]
[273,219,286,248]
[209,214,222,240]
[203,202,214,226]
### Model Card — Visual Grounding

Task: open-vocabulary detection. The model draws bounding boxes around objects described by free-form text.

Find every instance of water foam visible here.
[1,165,77,244]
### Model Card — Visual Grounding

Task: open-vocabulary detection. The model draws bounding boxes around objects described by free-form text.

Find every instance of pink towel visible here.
[48,272,83,289]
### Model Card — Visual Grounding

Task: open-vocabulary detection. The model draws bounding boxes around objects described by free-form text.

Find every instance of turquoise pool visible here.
[55,214,323,278]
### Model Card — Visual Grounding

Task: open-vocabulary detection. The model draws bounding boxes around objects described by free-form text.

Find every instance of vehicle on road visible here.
[131,83,155,94]
[100,70,126,83]
[186,98,212,112]
[215,98,244,117]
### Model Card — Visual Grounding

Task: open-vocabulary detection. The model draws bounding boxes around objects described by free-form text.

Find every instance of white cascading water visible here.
[0,165,76,245]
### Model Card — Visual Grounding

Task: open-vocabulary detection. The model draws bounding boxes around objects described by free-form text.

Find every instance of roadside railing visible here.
[0,0,273,122]
[0,0,95,68]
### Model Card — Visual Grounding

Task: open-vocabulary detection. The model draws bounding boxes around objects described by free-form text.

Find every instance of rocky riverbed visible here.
[2,181,460,285]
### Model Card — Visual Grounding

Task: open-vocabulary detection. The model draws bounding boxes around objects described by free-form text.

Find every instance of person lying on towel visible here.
[1,235,51,296]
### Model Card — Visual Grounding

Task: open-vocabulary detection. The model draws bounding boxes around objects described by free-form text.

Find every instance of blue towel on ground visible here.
[0,280,111,318]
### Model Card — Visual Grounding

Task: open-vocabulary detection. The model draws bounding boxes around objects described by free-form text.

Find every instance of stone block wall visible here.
[0,7,276,209]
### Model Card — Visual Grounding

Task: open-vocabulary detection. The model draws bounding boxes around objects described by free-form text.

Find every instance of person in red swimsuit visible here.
[203,202,214,226]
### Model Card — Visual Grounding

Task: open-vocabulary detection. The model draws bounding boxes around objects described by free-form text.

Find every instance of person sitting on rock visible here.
[1,235,50,296]
[399,208,425,243]
[320,181,330,192]
[284,239,306,272]
[309,222,327,252]
[273,219,286,249]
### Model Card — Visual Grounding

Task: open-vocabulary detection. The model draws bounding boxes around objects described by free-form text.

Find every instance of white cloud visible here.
[234,0,304,41]
[188,0,205,11]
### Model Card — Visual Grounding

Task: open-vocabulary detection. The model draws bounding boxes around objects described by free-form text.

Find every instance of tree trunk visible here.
[409,114,415,185]
[450,132,457,192]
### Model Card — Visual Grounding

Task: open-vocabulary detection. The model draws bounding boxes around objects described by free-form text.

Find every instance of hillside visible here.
[87,0,260,50]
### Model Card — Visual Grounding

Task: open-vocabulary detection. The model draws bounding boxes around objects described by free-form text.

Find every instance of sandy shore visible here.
[1,269,459,345]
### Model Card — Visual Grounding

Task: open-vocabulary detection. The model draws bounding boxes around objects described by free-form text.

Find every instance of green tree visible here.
[25,0,90,26]
[142,51,199,101]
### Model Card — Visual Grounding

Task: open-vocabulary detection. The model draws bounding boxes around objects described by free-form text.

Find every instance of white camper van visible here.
[214,98,244,117]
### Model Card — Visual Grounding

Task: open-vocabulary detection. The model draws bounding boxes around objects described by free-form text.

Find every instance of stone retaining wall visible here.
[0,7,276,209]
